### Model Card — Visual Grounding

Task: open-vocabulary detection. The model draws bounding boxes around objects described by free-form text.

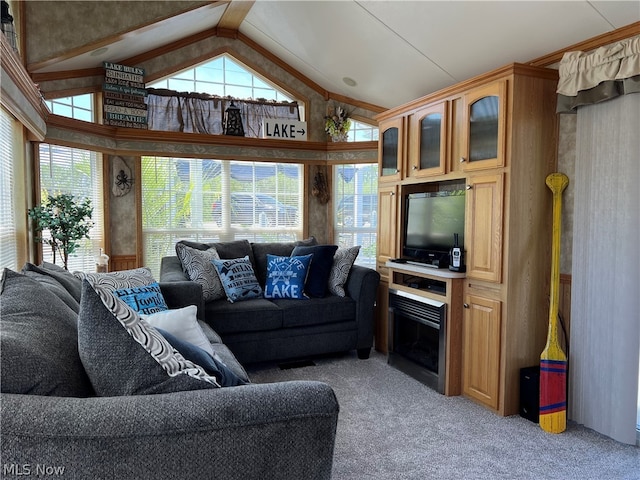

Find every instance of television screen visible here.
[404,191,465,257]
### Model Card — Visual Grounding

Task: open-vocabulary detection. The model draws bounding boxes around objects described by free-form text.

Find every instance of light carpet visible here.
[247,351,639,480]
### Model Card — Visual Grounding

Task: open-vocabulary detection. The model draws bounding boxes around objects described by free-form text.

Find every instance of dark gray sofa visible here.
[1,265,339,480]
[160,239,381,365]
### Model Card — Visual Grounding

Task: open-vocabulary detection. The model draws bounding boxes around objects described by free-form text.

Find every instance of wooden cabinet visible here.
[459,80,507,171]
[378,117,404,183]
[463,294,502,409]
[465,173,504,282]
[408,101,447,178]
[375,63,559,416]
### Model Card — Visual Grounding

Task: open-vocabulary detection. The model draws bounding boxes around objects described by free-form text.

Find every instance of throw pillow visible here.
[212,256,263,303]
[291,244,339,297]
[141,305,214,358]
[175,243,225,302]
[22,262,83,303]
[156,328,247,387]
[78,280,220,396]
[76,267,156,292]
[0,269,93,397]
[263,254,312,299]
[113,282,169,315]
[327,246,361,297]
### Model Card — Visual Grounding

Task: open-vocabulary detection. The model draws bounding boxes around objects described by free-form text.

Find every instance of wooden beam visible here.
[218,1,255,31]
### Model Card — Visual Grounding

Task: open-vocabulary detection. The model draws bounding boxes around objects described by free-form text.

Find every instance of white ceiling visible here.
[34,1,640,110]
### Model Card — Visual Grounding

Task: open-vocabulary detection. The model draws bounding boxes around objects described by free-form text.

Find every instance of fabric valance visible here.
[556,35,640,113]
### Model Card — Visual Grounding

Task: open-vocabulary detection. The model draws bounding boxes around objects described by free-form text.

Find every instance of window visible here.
[38,94,103,272]
[38,144,104,272]
[333,164,378,267]
[45,94,94,123]
[141,158,303,277]
[148,55,293,102]
[0,108,19,269]
[347,119,379,143]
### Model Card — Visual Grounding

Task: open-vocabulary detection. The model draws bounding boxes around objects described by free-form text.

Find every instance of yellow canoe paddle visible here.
[539,172,569,434]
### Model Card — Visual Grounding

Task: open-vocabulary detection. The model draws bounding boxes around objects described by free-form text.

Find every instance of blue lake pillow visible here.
[264,254,312,299]
[113,282,168,315]
[212,256,263,303]
[291,244,338,298]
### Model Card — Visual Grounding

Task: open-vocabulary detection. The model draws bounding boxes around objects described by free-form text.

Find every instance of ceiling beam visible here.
[218,0,255,30]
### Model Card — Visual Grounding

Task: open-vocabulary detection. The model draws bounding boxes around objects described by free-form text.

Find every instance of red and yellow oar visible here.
[540,172,569,434]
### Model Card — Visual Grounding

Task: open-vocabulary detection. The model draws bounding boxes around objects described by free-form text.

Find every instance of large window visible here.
[141,158,303,276]
[333,164,378,268]
[39,94,103,272]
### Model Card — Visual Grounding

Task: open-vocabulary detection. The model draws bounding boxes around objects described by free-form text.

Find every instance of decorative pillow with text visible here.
[263,254,312,299]
[212,256,263,303]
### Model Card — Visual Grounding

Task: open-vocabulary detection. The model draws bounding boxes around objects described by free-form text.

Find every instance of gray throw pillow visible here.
[22,262,83,303]
[327,246,360,297]
[75,267,156,292]
[175,243,225,302]
[78,280,221,396]
[0,269,93,397]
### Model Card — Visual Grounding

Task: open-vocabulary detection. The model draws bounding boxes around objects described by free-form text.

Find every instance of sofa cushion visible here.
[205,298,283,334]
[264,254,312,300]
[78,281,221,395]
[328,246,360,297]
[21,267,80,313]
[113,282,169,315]
[175,243,225,302]
[212,256,263,303]
[274,296,356,328]
[142,305,215,357]
[0,269,93,397]
[291,244,339,298]
[177,239,255,264]
[21,262,83,304]
[156,328,247,387]
[251,237,317,286]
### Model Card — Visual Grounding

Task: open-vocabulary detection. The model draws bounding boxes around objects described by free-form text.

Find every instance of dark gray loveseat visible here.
[1,264,339,480]
[160,238,381,365]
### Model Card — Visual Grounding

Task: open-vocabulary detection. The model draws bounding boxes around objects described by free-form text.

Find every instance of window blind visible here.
[0,107,18,269]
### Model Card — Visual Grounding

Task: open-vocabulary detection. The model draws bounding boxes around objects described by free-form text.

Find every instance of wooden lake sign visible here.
[262,119,307,141]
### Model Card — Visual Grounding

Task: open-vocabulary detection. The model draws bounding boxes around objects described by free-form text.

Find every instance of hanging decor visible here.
[312,165,330,204]
[325,104,352,142]
[112,156,133,197]
[224,101,245,136]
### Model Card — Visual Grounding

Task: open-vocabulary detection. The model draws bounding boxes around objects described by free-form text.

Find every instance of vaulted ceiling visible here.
[26,1,640,110]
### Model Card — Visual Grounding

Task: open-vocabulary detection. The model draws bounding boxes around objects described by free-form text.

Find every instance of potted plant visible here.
[28,192,94,270]
[325,105,352,142]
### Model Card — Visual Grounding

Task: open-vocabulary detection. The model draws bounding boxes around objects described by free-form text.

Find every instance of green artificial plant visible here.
[28,192,94,270]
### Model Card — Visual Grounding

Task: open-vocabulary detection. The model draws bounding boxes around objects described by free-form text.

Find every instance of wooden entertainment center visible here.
[375,63,559,416]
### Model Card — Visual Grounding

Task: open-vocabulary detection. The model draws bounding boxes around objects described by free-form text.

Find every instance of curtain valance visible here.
[145,88,300,137]
[556,35,640,113]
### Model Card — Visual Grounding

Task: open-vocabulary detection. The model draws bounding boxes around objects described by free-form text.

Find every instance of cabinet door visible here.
[465,173,504,283]
[378,117,404,183]
[376,184,398,269]
[408,102,447,178]
[460,80,506,171]
[463,294,501,410]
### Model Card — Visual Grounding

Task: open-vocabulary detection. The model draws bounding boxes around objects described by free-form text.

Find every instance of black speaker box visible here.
[519,366,540,423]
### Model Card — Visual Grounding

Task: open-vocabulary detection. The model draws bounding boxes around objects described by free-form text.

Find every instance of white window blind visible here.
[0,108,18,270]
[38,144,104,272]
[141,157,303,277]
[333,163,378,268]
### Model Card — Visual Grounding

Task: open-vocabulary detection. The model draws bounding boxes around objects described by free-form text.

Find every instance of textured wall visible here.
[557,114,576,275]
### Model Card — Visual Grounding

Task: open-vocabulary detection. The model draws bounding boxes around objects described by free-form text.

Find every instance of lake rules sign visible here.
[262,119,307,141]
[103,62,147,129]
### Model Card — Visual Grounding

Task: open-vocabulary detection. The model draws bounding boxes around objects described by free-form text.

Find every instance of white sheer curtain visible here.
[569,92,640,445]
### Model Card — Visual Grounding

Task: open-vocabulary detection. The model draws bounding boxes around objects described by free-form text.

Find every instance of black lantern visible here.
[1,1,16,50]
[224,101,245,137]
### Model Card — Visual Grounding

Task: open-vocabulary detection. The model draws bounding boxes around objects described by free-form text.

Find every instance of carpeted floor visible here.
[247,351,640,480]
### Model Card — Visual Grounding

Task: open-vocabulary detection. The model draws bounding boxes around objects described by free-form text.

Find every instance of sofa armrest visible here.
[345,265,381,354]
[159,281,205,322]
[1,381,338,480]
[160,255,188,282]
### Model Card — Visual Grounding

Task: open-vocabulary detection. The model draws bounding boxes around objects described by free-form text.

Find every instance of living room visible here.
[1,1,639,478]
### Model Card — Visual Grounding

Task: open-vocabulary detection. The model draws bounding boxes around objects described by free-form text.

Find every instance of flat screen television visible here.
[402,190,466,267]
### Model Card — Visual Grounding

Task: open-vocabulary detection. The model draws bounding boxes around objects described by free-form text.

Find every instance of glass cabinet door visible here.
[378,117,404,182]
[461,81,506,171]
[409,102,447,178]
